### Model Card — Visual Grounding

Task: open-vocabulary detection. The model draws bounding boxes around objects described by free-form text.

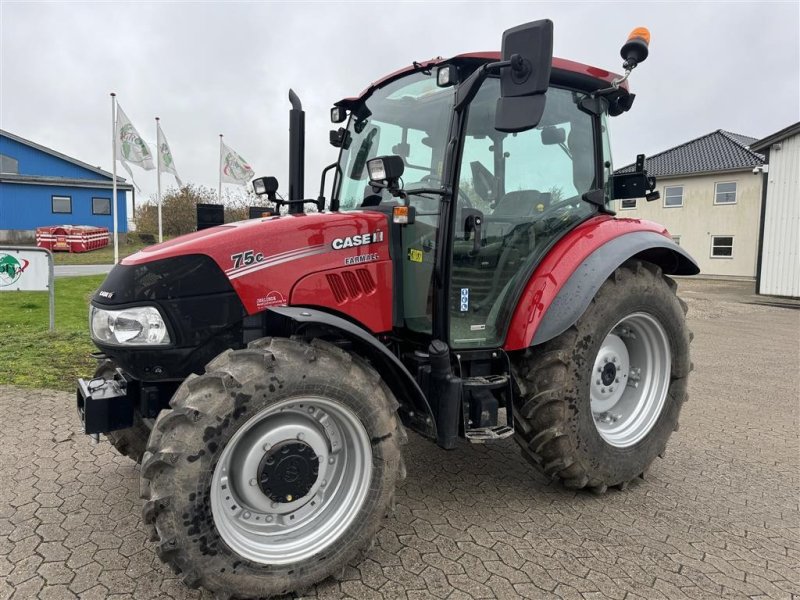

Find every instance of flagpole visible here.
[218,134,223,202]
[111,92,119,265]
[156,117,163,243]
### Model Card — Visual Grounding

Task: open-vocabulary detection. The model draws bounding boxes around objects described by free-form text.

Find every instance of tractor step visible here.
[462,374,509,390]
[465,425,514,443]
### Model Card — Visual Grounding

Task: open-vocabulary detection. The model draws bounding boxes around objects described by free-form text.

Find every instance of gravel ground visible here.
[0,279,798,599]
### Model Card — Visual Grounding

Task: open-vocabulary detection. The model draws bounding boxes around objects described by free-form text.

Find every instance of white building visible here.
[751,123,800,298]
[615,130,765,279]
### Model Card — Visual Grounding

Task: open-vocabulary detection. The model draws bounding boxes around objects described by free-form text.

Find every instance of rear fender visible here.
[503,217,699,350]
[531,232,698,345]
[266,306,436,439]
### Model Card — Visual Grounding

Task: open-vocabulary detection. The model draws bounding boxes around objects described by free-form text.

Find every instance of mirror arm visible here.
[485,58,514,71]
[317,162,341,211]
[404,186,450,197]
[368,181,450,206]
[455,66,489,110]
[454,57,521,111]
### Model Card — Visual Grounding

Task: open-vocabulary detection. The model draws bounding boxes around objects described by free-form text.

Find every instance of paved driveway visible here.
[1,280,798,599]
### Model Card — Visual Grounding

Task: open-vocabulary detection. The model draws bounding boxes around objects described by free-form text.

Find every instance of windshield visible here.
[335,71,456,210]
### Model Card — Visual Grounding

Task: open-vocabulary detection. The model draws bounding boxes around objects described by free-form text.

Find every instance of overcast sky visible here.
[2,1,798,207]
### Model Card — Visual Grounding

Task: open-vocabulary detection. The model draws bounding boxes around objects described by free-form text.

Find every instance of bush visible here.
[133,185,261,237]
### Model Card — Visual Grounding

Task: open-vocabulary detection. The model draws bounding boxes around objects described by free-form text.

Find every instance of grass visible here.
[51,240,150,265]
[0,275,105,390]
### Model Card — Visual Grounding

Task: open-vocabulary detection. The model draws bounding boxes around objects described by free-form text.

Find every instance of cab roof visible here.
[339,52,627,106]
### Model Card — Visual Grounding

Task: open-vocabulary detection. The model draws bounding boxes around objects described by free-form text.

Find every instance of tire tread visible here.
[511,259,692,492]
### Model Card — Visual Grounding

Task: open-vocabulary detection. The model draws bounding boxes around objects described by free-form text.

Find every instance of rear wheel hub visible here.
[600,362,617,386]
[590,312,671,448]
[258,440,319,503]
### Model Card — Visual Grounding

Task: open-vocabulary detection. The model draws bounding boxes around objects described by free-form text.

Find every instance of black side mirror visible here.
[495,19,553,133]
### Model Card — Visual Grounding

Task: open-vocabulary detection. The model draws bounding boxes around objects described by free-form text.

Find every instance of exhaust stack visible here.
[288,89,305,213]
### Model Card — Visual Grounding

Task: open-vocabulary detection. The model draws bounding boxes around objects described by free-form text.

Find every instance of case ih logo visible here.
[0,253,29,287]
[331,231,384,250]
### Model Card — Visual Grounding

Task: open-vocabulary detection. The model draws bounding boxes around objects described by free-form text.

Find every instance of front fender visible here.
[266,306,436,439]
[503,216,699,351]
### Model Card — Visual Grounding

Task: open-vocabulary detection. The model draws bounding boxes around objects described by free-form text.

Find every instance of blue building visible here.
[0,129,132,242]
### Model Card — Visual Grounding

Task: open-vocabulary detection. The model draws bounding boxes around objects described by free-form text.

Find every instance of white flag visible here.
[157,122,183,187]
[115,104,155,170]
[220,141,254,185]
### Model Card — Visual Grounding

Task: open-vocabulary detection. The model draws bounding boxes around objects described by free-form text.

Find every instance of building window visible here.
[664,186,684,207]
[715,181,737,204]
[52,195,72,214]
[0,153,18,174]
[711,235,734,258]
[672,235,681,245]
[620,198,637,210]
[92,197,111,215]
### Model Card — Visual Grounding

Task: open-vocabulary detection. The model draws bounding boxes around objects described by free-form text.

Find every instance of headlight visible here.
[90,305,171,345]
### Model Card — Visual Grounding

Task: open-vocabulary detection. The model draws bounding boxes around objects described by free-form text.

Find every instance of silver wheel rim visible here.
[590,312,671,448]
[210,396,373,565]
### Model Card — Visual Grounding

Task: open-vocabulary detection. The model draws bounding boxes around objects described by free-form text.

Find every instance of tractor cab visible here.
[333,61,607,349]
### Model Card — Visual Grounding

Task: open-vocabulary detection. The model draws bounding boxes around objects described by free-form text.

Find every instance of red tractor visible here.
[78,20,697,599]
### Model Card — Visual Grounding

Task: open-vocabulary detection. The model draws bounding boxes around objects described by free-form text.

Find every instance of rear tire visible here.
[95,360,152,463]
[512,259,692,492]
[140,337,405,599]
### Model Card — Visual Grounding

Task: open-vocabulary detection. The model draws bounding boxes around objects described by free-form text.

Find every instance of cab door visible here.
[449,78,601,349]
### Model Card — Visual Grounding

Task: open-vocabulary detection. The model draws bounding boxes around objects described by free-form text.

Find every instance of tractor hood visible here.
[109,211,391,315]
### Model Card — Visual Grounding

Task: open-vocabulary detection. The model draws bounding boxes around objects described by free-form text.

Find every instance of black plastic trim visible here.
[531,231,700,345]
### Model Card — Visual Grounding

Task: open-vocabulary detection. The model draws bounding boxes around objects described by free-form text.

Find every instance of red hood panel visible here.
[123,212,391,316]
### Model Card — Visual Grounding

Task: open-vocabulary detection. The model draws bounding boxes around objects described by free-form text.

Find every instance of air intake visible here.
[325,269,376,304]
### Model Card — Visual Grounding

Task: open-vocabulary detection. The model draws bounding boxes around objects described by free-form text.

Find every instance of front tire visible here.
[512,260,692,492]
[140,337,405,598]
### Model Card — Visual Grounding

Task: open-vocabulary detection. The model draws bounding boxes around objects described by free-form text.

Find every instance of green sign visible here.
[0,253,29,287]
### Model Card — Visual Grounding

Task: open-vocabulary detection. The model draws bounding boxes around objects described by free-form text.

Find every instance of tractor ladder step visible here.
[462,374,509,390]
[465,425,514,443]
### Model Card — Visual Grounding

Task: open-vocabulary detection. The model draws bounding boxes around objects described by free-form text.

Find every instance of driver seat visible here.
[484,189,550,240]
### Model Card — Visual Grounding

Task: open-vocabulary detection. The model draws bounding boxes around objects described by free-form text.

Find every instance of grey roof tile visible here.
[719,130,758,148]
[615,129,765,177]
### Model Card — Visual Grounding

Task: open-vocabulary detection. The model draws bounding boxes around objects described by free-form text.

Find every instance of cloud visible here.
[2,1,798,203]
